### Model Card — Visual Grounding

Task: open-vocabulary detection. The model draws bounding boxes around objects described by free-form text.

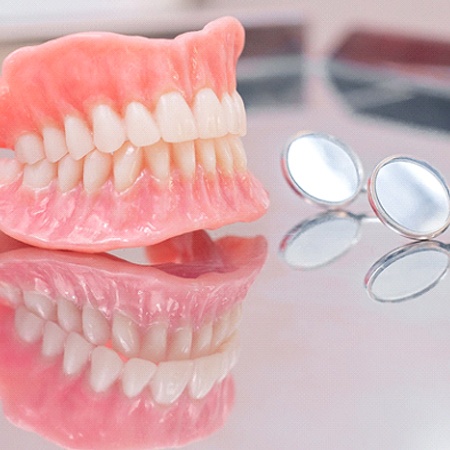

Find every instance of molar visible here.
[42,126,68,162]
[15,132,45,165]
[0,158,22,184]
[155,92,198,143]
[92,104,126,154]
[193,88,227,139]
[125,102,160,147]
[14,305,44,343]
[122,357,157,398]
[23,291,56,321]
[89,346,124,393]
[58,154,83,192]
[23,159,57,189]
[113,142,143,192]
[64,115,95,160]
[83,150,112,193]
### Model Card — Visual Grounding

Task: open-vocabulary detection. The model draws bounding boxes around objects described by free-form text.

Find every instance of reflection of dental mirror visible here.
[281,132,364,207]
[368,156,450,240]
[365,241,450,303]
[279,211,365,269]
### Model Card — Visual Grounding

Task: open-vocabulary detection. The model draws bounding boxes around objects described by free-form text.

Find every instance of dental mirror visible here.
[365,241,449,302]
[282,132,364,207]
[368,156,450,239]
[279,211,362,269]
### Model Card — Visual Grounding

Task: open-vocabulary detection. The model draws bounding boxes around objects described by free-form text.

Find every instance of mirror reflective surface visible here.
[369,156,450,239]
[282,132,364,207]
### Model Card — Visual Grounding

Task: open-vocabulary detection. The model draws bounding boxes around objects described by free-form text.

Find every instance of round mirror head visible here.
[365,241,449,302]
[368,156,450,239]
[281,132,364,207]
[279,211,361,269]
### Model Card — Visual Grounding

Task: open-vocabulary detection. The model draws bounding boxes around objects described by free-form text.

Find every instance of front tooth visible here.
[189,353,223,399]
[172,141,196,179]
[195,139,216,176]
[58,154,83,192]
[112,312,140,358]
[43,126,68,162]
[122,358,157,398]
[191,321,213,358]
[155,92,198,143]
[23,159,57,189]
[63,331,93,376]
[113,142,143,192]
[215,138,234,176]
[232,91,247,136]
[42,322,67,358]
[92,104,126,154]
[143,141,170,185]
[0,158,22,184]
[89,346,123,393]
[149,360,194,405]
[193,88,227,139]
[83,150,112,193]
[15,132,45,164]
[221,92,240,135]
[14,305,44,343]
[140,322,168,363]
[125,102,160,147]
[57,297,82,333]
[23,291,56,321]
[167,326,192,360]
[82,306,110,345]
[228,136,247,172]
[212,310,232,349]
[0,282,23,306]
[64,115,95,160]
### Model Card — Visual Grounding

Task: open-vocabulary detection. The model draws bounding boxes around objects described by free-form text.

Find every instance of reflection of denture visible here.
[0,17,269,252]
[0,230,267,449]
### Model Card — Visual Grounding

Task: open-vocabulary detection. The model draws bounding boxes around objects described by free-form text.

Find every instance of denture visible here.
[0,17,269,252]
[0,230,267,448]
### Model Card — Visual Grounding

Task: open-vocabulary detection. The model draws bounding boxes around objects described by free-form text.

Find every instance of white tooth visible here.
[221,92,240,135]
[83,150,112,193]
[195,139,216,176]
[172,141,196,179]
[140,322,168,363]
[232,91,247,136]
[149,360,193,405]
[215,138,234,176]
[155,92,198,142]
[57,297,82,333]
[228,135,247,172]
[0,158,22,184]
[64,115,95,160]
[82,305,110,345]
[189,353,223,399]
[143,141,170,185]
[43,126,68,162]
[0,282,23,306]
[63,331,93,376]
[113,142,143,192]
[15,132,45,164]
[218,332,240,381]
[42,322,67,358]
[193,88,227,139]
[89,346,123,393]
[212,310,232,349]
[191,321,213,358]
[112,312,140,358]
[92,104,126,154]
[125,102,160,147]
[23,159,57,189]
[58,154,83,192]
[167,326,192,360]
[122,357,157,398]
[14,305,44,343]
[229,303,243,333]
[23,291,56,321]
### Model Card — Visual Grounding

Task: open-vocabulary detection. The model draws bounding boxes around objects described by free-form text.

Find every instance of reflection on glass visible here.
[281,132,364,207]
[279,211,362,269]
[0,230,267,449]
[365,241,449,303]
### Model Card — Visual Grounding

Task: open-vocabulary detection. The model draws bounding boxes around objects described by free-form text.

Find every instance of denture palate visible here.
[13,290,242,404]
[14,88,247,193]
